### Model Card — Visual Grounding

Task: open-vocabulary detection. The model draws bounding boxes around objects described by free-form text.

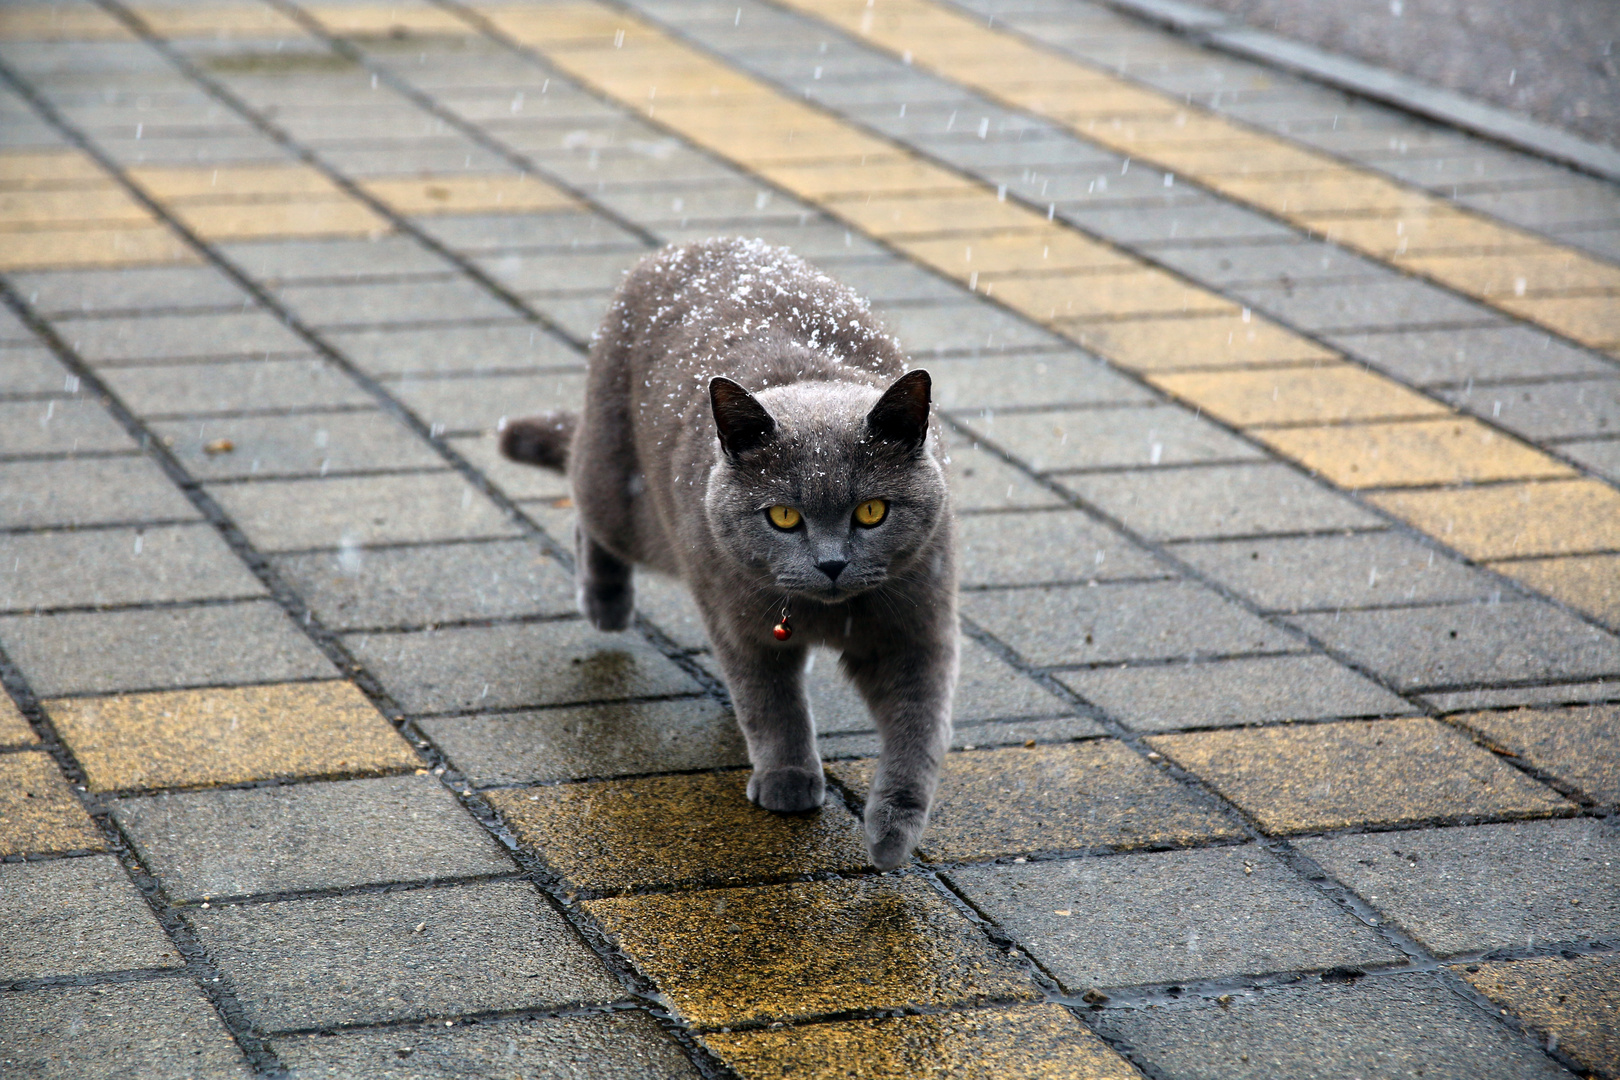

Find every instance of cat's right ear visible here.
[709,376,777,458]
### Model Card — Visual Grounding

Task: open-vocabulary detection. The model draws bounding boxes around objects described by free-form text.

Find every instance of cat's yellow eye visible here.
[768,505,802,530]
[854,499,888,527]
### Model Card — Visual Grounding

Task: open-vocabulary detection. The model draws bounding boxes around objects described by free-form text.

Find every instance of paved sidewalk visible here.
[1,1,1617,1077]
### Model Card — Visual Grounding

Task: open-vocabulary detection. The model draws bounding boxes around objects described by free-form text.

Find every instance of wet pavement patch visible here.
[1456,953,1619,1079]
[0,751,103,856]
[1455,703,1620,807]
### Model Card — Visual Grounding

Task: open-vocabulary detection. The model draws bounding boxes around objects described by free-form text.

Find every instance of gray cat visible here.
[499,237,958,869]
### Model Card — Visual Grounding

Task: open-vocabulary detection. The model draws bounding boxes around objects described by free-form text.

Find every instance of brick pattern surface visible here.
[0,0,1616,1077]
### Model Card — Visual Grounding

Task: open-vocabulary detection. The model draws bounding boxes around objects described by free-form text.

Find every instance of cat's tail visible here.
[498,411,577,472]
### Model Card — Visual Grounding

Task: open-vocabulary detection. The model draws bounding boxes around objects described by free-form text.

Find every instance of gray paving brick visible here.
[422,697,744,785]
[0,345,75,397]
[963,580,1297,667]
[1237,277,1499,332]
[872,301,1069,356]
[1420,680,1620,715]
[0,599,337,696]
[658,219,894,261]
[386,372,585,434]
[316,142,513,177]
[271,278,515,329]
[1299,818,1618,956]
[217,235,453,283]
[929,352,1155,412]
[1326,326,1613,387]
[56,310,307,364]
[1097,971,1573,1080]
[1558,437,1620,484]
[1170,531,1499,612]
[12,265,249,316]
[414,211,644,254]
[99,356,373,418]
[1442,377,1620,442]
[961,405,1265,473]
[150,410,443,480]
[1058,654,1414,732]
[1063,202,1298,246]
[0,456,199,528]
[327,321,583,378]
[0,855,180,979]
[447,432,571,500]
[272,538,576,631]
[0,524,265,611]
[1458,184,1620,228]
[346,619,700,714]
[1146,239,1388,288]
[474,248,644,294]
[0,396,138,457]
[959,509,1169,586]
[273,1011,700,1079]
[811,258,967,305]
[1290,601,1620,691]
[627,571,706,649]
[0,982,251,1080]
[950,845,1398,990]
[114,774,511,901]
[192,880,619,1031]
[943,433,1068,512]
[1061,463,1385,540]
[207,472,521,551]
[525,292,613,340]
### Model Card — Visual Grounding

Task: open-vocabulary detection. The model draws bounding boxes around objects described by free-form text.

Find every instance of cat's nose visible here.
[816,559,848,582]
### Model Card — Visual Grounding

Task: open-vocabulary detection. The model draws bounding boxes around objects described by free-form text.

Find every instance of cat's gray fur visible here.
[499,237,957,869]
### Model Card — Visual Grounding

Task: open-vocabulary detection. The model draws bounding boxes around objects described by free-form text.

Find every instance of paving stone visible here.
[345,620,700,714]
[274,1010,701,1079]
[928,351,1156,412]
[217,234,452,282]
[327,321,583,378]
[952,844,1397,990]
[193,880,618,1031]
[959,509,1169,587]
[1097,971,1573,1080]
[831,740,1239,862]
[0,522,264,612]
[963,580,1296,667]
[474,247,645,294]
[1289,601,1620,691]
[943,434,1068,512]
[810,257,967,306]
[443,432,571,500]
[150,409,443,480]
[0,455,199,527]
[0,981,252,1080]
[0,600,337,697]
[1058,654,1414,732]
[1327,325,1613,387]
[0,694,34,746]
[875,301,1068,356]
[56,310,307,363]
[1063,202,1297,246]
[584,876,1037,1029]
[1421,681,1620,715]
[1458,954,1619,1080]
[1299,818,1619,956]
[414,211,644,254]
[961,404,1264,473]
[0,396,138,456]
[1443,377,1620,443]
[99,356,373,417]
[386,371,585,434]
[0,346,76,397]
[421,697,747,786]
[0,855,180,978]
[526,292,613,340]
[0,751,102,857]
[491,771,868,892]
[272,277,514,328]
[627,570,709,649]
[1150,718,1572,835]
[1239,277,1498,332]
[113,774,510,902]
[1558,437,1620,484]
[1371,479,1620,562]
[12,265,249,315]
[1147,239,1387,288]
[45,680,416,793]
[1456,704,1620,807]
[272,538,575,631]
[703,1003,1138,1080]
[1171,531,1498,612]
[1061,462,1382,540]
[208,471,520,551]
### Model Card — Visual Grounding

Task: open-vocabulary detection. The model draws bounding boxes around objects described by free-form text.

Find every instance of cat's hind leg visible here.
[575,522,635,632]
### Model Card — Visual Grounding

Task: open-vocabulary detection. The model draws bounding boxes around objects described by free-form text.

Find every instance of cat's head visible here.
[703,370,949,602]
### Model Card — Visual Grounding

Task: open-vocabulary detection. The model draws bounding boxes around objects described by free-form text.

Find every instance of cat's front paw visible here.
[864,797,929,871]
[747,765,826,813]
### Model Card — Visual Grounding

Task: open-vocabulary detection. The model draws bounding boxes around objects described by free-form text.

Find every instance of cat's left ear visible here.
[865,369,931,450]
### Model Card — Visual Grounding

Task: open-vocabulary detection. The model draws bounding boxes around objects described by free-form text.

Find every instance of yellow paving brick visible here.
[1068,314,1338,372]
[1257,417,1576,488]
[0,694,36,746]
[304,2,473,36]
[898,231,1137,277]
[831,192,1042,237]
[703,1003,1142,1080]
[0,186,154,229]
[1312,210,1531,257]
[131,3,305,39]
[0,4,134,40]
[1457,704,1620,807]
[584,877,1039,1028]
[1120,142,1340,178]
[1207,173,1435,217]
[487,771,869,892]
[1491,293,1620,348]
[689,120,897,166]
[983,269,1236,322]
[1148,364,1450,428]
[1064,113,1249,154]
[0,751,103,856]
[1398,250,1620,298]
[1457,954,1620,1079]
[127,163,344,201]
[479,2,628,46]
[1489,554,1620,627]
[0,150,113,189]
[358,173,577,216]
[0,225,199,271]
[1148,718,1573,834]
[44,681,417,793]
[167,199,389,241]
[827,742,1239,862]
[1013,84,1185,122]
[1368,480,1620,560]
[758,157,978,199]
